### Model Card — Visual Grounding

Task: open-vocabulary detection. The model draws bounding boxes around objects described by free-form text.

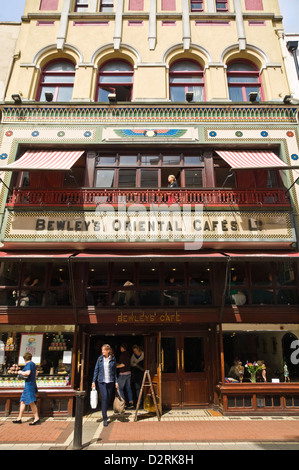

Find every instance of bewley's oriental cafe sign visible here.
[4,210,295,244]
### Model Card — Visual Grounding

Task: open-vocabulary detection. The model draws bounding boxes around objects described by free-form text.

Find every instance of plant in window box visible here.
[245,362,262,383]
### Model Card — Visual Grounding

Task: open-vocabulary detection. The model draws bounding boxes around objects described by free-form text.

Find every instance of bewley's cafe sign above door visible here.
[3,209,295,245]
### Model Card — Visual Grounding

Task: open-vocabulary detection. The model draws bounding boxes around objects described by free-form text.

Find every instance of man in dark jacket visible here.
[117,344,134,409]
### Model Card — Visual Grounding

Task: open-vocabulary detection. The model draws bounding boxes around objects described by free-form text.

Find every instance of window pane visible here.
[0,262,18,286]
[56,87,73,101]
[45,62,75,72]
[98,87,111,101]
[276,262,296,286]
[163,155,180,165]
[39,86,56,101]
[100,74,133,84]
[118,169,136,187]
[43,74,75,83]
[228,75,259,83]
[140,170,159,187]
[101,61,131,72]
[95,169,115,187]
[96,156,116,166]
[228,86,244,101]
[184,156,203,165]
[161,338,176,373]
[170,76,203,84]
[244,87,260,101]
[228,63,257,72]
[184,169,203,187]
[215,168,236,187]
[171,60,202,72]
[119,155,137,165]
[141,155,160,165]
[251,263,272,284]
[170,86,186,101]
[184,337,205,372]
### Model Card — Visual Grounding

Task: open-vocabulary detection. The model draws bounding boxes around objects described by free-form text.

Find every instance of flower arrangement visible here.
[245,362,262,374]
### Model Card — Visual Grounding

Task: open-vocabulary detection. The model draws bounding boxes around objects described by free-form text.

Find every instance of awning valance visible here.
[215,150,297,170]
[223,251,299,260]
[72,251,227,261]
[0,150,85,171]
[0,252,75,261]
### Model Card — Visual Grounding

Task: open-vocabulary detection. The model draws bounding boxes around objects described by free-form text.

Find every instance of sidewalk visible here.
[1,409,299,451]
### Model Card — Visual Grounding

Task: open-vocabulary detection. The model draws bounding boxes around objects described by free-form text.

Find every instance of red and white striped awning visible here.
[215,150,288,170]
[0,150,85,171]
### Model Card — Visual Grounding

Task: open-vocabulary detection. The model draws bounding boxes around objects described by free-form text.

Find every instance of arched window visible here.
[227,61,263,102]
[97,60,133,102]
[169,60,205,102]
[37,60,75,102]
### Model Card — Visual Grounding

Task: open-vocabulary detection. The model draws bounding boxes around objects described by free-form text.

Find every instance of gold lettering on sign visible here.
[117,311,182,323]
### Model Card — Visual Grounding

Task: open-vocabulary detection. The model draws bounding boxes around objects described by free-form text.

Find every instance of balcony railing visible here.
[7,187,290,207]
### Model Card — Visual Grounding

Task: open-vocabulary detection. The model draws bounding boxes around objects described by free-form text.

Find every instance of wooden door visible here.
[161,332,210,408]
[144,332,162,414]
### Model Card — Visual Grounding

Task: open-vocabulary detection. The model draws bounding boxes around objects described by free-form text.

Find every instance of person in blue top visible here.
[13,352,40,425]
[92,344,119,427]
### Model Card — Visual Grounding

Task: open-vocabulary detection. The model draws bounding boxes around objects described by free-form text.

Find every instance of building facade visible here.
[0,0,299,416]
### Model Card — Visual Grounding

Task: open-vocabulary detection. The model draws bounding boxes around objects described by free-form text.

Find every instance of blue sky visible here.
[0,0,298,33]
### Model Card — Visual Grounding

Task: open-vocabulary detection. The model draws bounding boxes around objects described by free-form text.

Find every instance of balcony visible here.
[6,187,290,208]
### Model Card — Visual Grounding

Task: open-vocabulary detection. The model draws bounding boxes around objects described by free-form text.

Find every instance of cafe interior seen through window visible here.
[0,260,297,308]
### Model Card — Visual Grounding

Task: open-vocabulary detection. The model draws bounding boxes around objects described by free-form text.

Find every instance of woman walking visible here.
[92,344,118,426]
[13,352,40,425]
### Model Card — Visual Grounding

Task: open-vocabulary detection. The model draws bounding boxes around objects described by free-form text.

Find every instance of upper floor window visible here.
[216,1,228,11]
[97,60,133,102]
[227,61,263,102]
[190,0,203,11]
[40,0,59,10]
[245,0,263,10]
[75,0,89,11]
[37,60,75,102]
[169,60,205,102]
[100,0,114,11]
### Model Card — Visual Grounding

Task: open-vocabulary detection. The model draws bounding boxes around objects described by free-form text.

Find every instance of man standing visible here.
[117,344,134,409]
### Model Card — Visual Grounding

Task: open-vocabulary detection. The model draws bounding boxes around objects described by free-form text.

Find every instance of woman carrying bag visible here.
[13,352,40,425]
[92,344,118,427]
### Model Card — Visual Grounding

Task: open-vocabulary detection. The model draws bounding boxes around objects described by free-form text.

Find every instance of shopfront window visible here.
[226,261,299,306]
[0,329,74,388]
[223,329,299,383]
[0,261,72,308]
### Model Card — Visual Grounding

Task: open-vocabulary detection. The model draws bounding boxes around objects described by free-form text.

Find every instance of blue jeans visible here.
[118,374,133,403]
[98,382,115,420]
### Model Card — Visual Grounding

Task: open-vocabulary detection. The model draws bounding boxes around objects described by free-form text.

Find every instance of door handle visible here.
[177,348,180,370]
[181,349,184,371]
[161,349,164,372]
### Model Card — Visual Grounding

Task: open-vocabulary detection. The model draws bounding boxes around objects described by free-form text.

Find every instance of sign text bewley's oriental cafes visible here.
[3,204,295,244]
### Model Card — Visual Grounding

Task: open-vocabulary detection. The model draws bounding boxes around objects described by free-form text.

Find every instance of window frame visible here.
[36,59,76,102]
[190,0,203,12]
[93,152,205,188]
[96,59,134,102]
[75,0,89,11]
[227,60,264,102]
[216,0,228,11]
[169,59,205,102]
